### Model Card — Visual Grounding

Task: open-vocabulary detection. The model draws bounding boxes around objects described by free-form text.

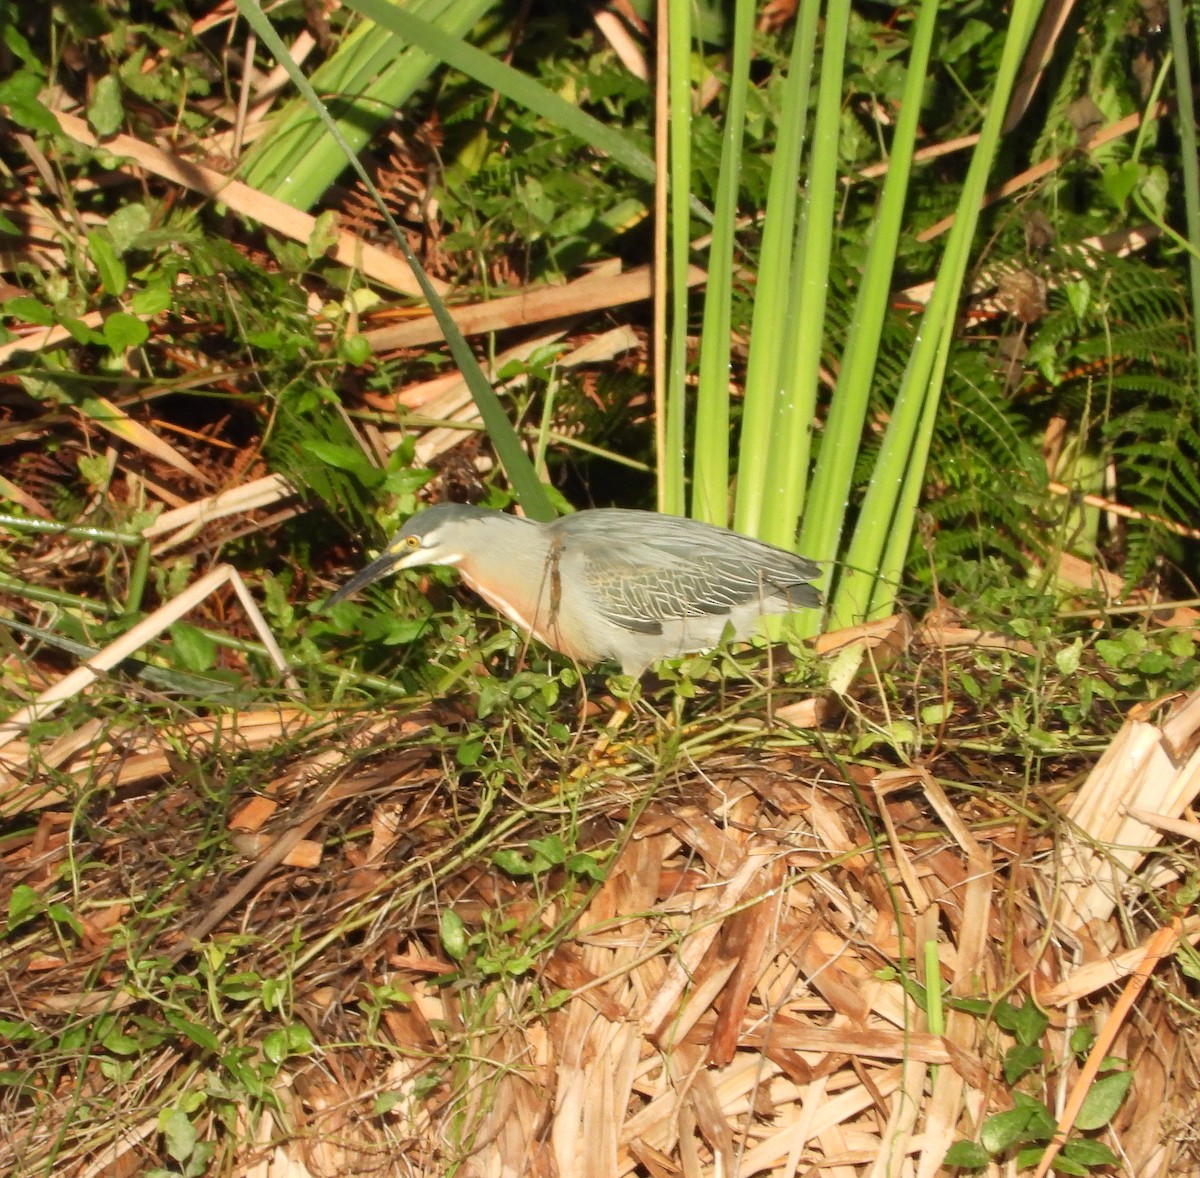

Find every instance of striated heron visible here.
[325,503,822,675]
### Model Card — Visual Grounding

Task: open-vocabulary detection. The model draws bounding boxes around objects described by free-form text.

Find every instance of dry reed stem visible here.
[0,563,296,764]
[1055,688,1200,929]
[46,111,435,298]
[917,102,1169,242]
[142,474,296,548]
[363,264,706,351]
[0,705,319,816]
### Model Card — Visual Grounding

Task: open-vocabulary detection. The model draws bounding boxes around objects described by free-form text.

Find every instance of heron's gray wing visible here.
[553,509,819,569]
[558,512,821,635]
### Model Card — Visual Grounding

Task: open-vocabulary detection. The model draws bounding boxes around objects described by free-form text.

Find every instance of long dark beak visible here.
[322,547,404,610]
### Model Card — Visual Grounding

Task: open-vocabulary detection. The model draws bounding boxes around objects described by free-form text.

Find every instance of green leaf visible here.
[942,17,994,62]
[1023,1150,1086,1176]
[375,1090,405,1115]
[9,99,60,134]
[1064,277,1091,321]
[102,1026,143,1056]
[1102,161,1140,209]
[102,312,149,352]
[62,317,107,346]
[246,329,282,349]
[1138,163,1169,221]
[88,231,127,296]
[298,440,382,481]
[379,616,429,645]
[46,903,83,937]
[491,849,535,876]
[262,1028,287,1063]
[1011,1000,1049,1045]
[107,202,151,252]
[6,884,40,932]
[439,909,468,962]
[261,977,285,1013]
[1137,649,1173,675]
[566,852,607,882]
[3,296,55,326]
[1179,942,1200,983]
[218,972,262,1001]
[262,1023,313,1063]
[0,1019,39,1041]
[159,1110,197,1162]
[979,1107,1028,1154]
[339,333,372,366]
[97,1057,131,1084]
[130,280,173,316]
[2,23,39,67]
[527,836,565,866]
[1074,1070,1132,1130]
[1062,1137,1119,1166]
[0,71,59,133]
[1069,1024,1096,1057]
[1003,1042,1043,1084]
[503,953,535,976]
[0,1070,38,1093]
[183,1140,215,1177]
[942,1140,989,1167]
[88,74,124,136]
[169,622,218,673]
[0,70,41,103]
[1014,1091,1056,1133]
[163,1012,220,1052]
[1055,640,1082,676]
[307,209,340,260]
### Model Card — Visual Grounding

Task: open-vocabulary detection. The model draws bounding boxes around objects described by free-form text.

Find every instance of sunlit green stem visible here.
[661,0,693,516]
[796,0,939,635]
[691,0,755,526]
[734,0,820,538]
[835,0,1044,625]
[757,0,850,550]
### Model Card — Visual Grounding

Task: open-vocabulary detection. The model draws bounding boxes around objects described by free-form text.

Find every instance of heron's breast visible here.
[456,551,599,663]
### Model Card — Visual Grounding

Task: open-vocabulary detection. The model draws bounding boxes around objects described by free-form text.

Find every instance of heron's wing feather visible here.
[580,546,820,634]
[550,509,821,635]
[553,510,818,572]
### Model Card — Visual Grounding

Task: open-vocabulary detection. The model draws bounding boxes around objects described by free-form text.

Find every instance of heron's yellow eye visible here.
[405,535,420,549]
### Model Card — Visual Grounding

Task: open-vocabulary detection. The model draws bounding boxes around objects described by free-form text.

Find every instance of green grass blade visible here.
[661,0,693,518]
[796,0,939,618]
[690,0,755,526]
[733,0,820,539]
[834,0,1044,625]
[757,0,850,550]
[342,0,673,206]
[242,0,492,210]
[1167,0,1200,382]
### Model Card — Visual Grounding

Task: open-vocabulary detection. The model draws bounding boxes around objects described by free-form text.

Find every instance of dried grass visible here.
[2,671,1199,1177]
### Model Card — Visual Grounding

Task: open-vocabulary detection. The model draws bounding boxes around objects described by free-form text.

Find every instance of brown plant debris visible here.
[2,681,1199,1176]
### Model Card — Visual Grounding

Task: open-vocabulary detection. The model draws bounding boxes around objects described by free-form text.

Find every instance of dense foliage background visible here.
[2,0,1197,643]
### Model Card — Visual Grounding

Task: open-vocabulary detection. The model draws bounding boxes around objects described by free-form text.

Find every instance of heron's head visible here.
[323,503,496,607]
